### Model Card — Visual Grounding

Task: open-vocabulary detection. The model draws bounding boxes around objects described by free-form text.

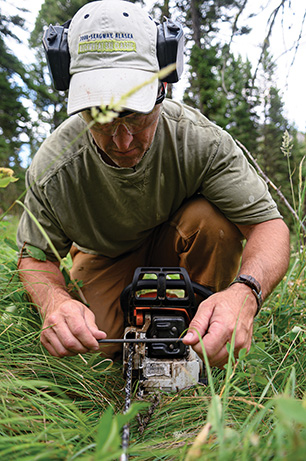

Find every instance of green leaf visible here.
[207,394,222,429]
[0,177,13,188]
[61,267,72,286]
[0,168,19,188]
[254,374,269,386]
[276,397,306,425]
[25,244,47,261]
[232,385,247,396]
[255,342,266,350]
[94,403,148,460]
[238,348,247,360]
[4,238,18,251]
[95,406,121,455]
[116,402,148,429]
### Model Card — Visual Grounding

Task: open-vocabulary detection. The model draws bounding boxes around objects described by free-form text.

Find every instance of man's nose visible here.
[112,123,134,151]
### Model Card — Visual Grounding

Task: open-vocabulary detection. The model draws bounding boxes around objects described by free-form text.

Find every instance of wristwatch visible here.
[229,274,263,315]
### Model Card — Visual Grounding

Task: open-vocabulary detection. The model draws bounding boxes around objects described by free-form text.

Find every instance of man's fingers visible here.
[41,336,61,357]
[66,314,101,351]
[84,310,107,340]
[190,323,228,365]
[202,319,232,356]
[183,299,214,344]
[192,341,226,368]
[41,327,82,357]
[41,302,105,356]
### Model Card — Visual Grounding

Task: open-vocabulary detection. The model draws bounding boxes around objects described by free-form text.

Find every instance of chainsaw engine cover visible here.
[147,315,187,358]
[141,347,203,393]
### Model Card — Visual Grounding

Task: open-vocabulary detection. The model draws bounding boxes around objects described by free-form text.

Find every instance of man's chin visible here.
[106,149,146,168]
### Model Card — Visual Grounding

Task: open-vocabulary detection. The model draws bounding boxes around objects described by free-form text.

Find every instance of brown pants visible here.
[70,197,243,357]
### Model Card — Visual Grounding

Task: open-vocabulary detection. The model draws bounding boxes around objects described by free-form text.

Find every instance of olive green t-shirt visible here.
[17,99,281,261]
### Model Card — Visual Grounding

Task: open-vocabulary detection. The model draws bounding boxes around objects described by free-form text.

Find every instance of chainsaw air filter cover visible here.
[147,314,187,358]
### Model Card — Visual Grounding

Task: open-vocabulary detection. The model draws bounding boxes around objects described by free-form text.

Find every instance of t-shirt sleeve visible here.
[17,168,72,261]
[199,130,282,224]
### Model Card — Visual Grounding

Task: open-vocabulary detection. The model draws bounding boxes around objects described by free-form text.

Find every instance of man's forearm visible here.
[18,257,71,314]
[237,218,290,301]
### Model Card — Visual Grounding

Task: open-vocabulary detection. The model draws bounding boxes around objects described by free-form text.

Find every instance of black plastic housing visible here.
[156,18,184,83]
[42,24,71,91]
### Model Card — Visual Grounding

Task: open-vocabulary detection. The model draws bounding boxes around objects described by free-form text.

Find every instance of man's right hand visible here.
[18,256,106,357]
[41,299,107,357]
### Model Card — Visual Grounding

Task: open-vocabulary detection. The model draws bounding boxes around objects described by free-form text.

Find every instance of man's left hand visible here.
[183,283,257,368]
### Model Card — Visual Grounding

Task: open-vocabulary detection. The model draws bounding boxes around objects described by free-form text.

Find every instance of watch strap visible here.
[229,274,263,315]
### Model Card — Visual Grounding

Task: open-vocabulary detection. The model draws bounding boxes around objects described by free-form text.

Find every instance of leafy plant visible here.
[0,167,19,188]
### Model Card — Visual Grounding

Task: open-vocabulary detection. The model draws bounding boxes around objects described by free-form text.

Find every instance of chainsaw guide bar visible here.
[98,338,184,343]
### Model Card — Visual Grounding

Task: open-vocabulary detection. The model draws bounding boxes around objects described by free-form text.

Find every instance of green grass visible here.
[1,216,306,460]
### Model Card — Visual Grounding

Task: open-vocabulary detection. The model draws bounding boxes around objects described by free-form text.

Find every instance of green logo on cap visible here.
[78,39,136,54]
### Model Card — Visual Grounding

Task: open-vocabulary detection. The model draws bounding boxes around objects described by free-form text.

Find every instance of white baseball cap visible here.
[67,0,160,115]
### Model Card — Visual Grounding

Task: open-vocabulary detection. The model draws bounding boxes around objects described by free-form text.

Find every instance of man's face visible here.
[82,105,161,168]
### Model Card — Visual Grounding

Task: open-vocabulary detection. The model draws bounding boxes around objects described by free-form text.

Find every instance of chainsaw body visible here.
[121,267,212,393]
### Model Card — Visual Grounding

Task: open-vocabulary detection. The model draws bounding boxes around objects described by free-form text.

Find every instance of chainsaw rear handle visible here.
[191,281,214,300]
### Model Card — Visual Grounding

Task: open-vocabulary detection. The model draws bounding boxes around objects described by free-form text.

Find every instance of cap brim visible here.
[67,68,159,115]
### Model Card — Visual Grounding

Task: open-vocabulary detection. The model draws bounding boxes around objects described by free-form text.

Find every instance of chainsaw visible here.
[99,266,212,460]
[120,267,212,394]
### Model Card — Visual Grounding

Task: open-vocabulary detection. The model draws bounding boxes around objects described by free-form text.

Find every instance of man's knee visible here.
[171,196,243,244]
[151,196,244,291]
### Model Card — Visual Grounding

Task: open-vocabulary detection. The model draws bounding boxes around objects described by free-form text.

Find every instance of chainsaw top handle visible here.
[120,267,213,327]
